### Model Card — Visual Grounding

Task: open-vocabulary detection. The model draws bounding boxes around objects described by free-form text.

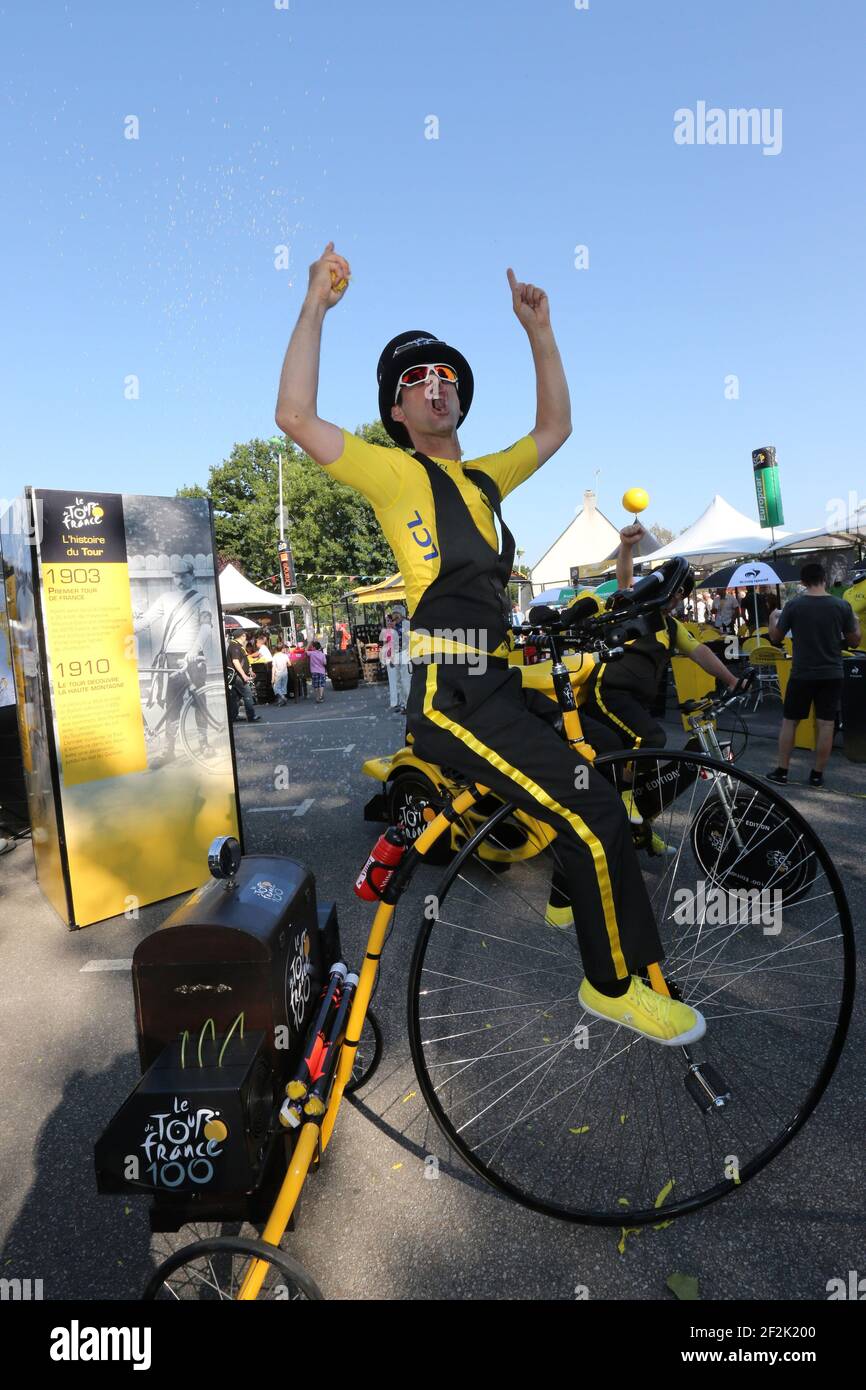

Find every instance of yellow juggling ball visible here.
[622,487,649,515]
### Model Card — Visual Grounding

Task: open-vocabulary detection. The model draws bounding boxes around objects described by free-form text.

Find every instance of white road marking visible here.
[80,959,133,972]
[246,798,315,816]
[316,744,356,753]
[272,715,378,725]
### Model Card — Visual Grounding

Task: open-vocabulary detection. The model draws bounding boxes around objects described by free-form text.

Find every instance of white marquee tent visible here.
[218,562,309,610]
[639,495,787,568]
[218,562,314,634]
[769,502,866,553]
[531,491,620,590]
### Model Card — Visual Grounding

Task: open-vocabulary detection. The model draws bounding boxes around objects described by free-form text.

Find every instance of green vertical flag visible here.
[752,446,785,528]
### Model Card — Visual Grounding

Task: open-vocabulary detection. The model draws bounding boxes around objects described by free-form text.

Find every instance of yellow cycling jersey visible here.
[660,619,702,657]
[325,430,539,617]
[843,578,866,651]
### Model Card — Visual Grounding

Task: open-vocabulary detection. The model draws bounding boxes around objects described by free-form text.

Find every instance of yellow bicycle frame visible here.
[238,654,670,1297]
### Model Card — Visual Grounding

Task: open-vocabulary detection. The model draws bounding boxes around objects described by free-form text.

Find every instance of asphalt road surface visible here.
[1,677,864,1300]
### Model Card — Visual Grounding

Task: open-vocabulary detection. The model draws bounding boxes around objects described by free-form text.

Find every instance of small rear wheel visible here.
[344,1008,383,1094]
[143,1235,324,1300]
[387,771,452,864]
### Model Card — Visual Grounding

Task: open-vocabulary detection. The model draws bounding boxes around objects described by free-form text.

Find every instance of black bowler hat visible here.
[376,330,474,449]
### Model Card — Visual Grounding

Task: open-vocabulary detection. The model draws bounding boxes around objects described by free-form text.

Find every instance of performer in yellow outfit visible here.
[273,241,706,1046]
[843,566,866,652]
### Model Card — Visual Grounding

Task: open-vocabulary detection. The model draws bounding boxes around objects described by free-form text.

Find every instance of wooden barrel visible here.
[327,649,361,691]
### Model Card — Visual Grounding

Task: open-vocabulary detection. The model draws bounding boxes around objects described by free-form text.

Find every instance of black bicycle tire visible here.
[344,1007,383,1095]
[407,748,855,1226]
[690,787,817,906]
[179,680,232,769]
[142,1235,324,1301]
[387,770,453,865]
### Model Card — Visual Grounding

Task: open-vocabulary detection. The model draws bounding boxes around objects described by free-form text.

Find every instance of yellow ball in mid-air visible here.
[622,487,649,514]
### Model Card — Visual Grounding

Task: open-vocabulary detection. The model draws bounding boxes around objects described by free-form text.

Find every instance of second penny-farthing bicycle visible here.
[144,558,854,1297]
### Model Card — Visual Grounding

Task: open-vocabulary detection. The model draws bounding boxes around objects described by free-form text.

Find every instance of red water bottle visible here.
[354,827,406,901]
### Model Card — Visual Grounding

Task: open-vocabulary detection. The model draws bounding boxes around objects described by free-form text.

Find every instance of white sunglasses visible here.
[394,363,459,404]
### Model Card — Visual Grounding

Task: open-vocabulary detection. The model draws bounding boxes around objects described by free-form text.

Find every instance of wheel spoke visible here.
[409,749,853,1223]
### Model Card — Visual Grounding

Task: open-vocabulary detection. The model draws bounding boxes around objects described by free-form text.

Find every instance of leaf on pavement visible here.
[667,1272,700,1301]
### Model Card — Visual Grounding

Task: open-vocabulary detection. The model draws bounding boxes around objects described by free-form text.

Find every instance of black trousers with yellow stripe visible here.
[582,666,668,751]
[406,659,663,984]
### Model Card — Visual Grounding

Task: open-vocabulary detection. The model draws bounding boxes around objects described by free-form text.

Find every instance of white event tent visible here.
[769,502,866,554]
[530,491,620,589]
[639,495,787,569]
[218,562,314,630]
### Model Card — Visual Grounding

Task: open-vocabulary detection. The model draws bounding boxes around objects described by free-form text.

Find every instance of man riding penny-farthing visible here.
[96,249,853,1298]
[276,244,705,1046]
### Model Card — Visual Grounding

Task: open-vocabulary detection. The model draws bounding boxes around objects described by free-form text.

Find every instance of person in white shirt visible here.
[379,613,400,711]
[390,604,412,713]
[271,641,290,705]
[716,591,738,633]
[255,634,273,663]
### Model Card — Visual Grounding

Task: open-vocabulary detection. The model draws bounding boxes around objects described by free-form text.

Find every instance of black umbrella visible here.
[702,557,803,588]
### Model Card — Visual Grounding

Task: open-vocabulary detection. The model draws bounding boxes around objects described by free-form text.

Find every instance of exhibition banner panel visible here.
[39,492,148,786]
[2,497,70,921]
[0,572,15,710]
[13,489,242,927]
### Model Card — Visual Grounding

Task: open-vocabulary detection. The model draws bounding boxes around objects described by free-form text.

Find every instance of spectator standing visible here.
[389,604,412,713]
[308,641,328,704]
[716,589,738,633]
[255,634,273,664]
[379,612,400,711]
[271,640,290,706]
[766,562,860,788]
[226,631,261,723]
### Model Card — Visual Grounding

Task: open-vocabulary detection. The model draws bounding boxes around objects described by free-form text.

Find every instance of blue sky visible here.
[3,0,864,568]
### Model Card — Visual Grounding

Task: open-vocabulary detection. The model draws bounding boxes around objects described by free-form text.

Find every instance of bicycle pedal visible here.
[685,1062,731,1113]
[630,822,652,850]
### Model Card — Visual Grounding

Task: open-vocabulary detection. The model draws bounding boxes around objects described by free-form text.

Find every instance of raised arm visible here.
[616,522,646,590]
[506,268,571,466]
[275,242,351,466]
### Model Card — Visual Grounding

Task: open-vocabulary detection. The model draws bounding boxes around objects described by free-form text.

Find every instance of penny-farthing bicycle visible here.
[142,559,854,1297]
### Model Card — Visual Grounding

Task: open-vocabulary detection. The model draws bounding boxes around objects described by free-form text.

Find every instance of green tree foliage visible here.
[650,524,675,546]
[177,423,396,601]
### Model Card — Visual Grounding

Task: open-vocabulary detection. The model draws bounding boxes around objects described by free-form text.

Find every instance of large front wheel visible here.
[407,750,854,1226]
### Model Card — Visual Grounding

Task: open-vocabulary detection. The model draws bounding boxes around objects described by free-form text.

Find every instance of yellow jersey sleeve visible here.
[323,429,409,509]
[467,434,539,501]
[673,620,701,656]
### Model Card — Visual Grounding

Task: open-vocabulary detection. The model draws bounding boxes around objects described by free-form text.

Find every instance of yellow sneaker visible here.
[545,900,574,929]
[647,829,677,858]
[578,976,706,1046]
[621,788,642,824]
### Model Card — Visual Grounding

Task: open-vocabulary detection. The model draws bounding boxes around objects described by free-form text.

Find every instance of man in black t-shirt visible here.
[226,633,261,723]
[766,562,860,787]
